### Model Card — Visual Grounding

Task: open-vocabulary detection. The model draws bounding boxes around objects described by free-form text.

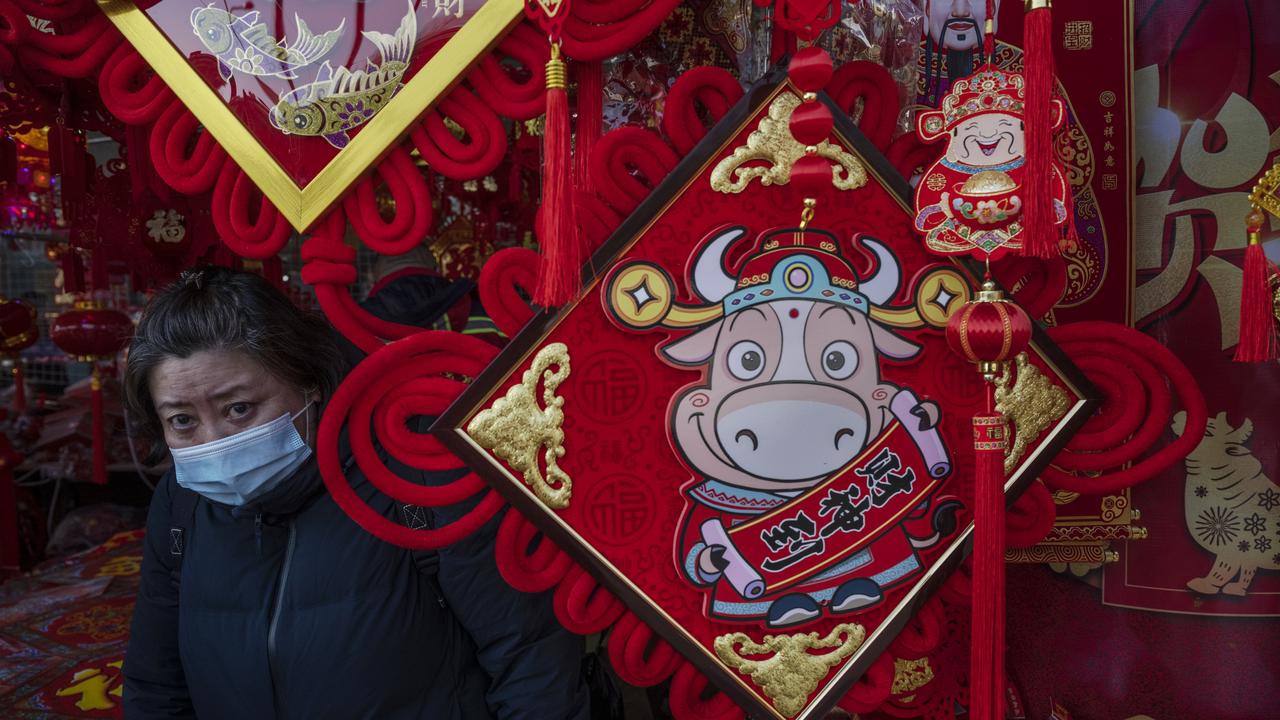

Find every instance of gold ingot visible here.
[960,169,1018,196]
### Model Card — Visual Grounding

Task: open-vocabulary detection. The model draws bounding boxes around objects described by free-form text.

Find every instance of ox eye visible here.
[726,341,765,381]
[821,341,859,380]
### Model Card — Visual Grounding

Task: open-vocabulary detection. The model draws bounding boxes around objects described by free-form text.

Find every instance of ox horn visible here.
[691,226,747,303]
[857,237,900,306]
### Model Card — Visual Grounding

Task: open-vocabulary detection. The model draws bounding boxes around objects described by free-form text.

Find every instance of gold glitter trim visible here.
[714,624,865,718]
[994,353,1071,472]
[892,657,935,696]
[467,343,572,509]
[710,92,867,195]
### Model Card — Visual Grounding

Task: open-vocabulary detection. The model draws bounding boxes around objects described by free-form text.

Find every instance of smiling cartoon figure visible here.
[913,66,1069,258]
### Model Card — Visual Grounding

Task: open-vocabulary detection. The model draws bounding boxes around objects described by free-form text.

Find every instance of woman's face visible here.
[149,349,311,450]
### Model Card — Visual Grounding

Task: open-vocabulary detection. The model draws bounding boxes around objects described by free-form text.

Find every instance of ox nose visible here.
[715,383,870,482]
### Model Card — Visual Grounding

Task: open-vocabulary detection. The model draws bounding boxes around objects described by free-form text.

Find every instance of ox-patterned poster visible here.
[439,68,1096,720]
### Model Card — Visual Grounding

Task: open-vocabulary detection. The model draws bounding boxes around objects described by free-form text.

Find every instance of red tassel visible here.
[1021,0,1058,258]
[1234,210,1278,362]
[575,60,603,195]
[12,364,24,415]
[90,367,107,485]
[970,384,1006,720]
[534,44,581,307]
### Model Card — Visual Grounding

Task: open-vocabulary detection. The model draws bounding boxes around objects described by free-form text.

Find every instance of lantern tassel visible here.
[90,366,107,485]
[1021,0,1058,258]
[970,383,1007,720]
[1234,215,1278,362]
[533,43,581,307]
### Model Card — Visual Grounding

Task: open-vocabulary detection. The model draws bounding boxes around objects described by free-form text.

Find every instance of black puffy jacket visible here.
[122,435,589,719]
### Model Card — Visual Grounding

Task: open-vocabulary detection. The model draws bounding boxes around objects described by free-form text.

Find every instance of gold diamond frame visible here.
[99,0,525,232]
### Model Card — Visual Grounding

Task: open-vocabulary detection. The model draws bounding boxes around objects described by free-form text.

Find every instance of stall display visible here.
[0,0,1273,718]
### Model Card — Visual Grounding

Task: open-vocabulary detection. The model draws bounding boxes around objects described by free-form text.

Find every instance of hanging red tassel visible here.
[90,365,107,485]
[946,281,1031,720]
[1021,0,1058,258]
[533,42,581,307]
[971,388,1007,720]
[12,363,24,415]
[575,60,603,195]
[1233,206,1278,362]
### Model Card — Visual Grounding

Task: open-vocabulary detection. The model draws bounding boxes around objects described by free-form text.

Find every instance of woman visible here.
[122,267,588,719]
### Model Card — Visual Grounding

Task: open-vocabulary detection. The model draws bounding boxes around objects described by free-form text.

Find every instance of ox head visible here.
[662,226,920,490]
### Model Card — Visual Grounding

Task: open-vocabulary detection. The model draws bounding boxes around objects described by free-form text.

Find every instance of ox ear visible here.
[870,321,920,360]
[1170,410,1187,438]
[661,321,723,366]
[1227,418,1253,444]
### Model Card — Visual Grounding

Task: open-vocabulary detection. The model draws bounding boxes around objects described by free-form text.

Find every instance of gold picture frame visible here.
[99,0,525,232]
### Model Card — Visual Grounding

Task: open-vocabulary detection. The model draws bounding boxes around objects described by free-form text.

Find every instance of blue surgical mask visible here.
[171,402,314,506]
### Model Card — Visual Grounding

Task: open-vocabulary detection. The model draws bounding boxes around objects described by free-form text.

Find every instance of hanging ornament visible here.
[913,2,1069,261]
[0,298,39,414]
[1235,164,1280,362]
[945,281,1032,720]
[1021,0,1064,258]
[526,0,581,307]
[51,301,133,485]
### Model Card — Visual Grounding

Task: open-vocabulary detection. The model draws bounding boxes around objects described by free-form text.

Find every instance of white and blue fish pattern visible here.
[190,5,346,81]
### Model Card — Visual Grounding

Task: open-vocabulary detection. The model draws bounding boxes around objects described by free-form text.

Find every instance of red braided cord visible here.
[551,564,626,635]
[99,44,173,125]
[343,146,434,255]
[151,100,226,194]
[316,331,505,550]
[589,127,679,215]
[211,161,291,259]
[469,24,549,120]
[668,661,744,720]
[888,596,945,660]
[410,86,509,180]
[493,509,573,592]
[885,133,937,181]
[1042,321,1207,493]
[477,247,540,338]
[562,0,683,61]
[828,60,899,151]
[607,612,682,688]
[663,66,744,155]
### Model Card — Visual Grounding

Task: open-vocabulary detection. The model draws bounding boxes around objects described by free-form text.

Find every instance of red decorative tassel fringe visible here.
[970,385,1007,720]
[1021,0,1058,258]
[534,46,581,308]
[1234,221,1278,362]
[90,367,107,485]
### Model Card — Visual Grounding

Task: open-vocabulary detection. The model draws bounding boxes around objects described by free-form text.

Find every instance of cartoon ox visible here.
[663,225,958,628]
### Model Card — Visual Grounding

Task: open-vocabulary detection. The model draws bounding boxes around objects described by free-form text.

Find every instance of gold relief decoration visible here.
[994,353,1071,472]
[1006,545,1119,564]
[1055,123,1095,189]
[891,657,935,697]
[1247,159,1280,218]
[710,92,868,195]
[467,343,572,509]
[1099,494,1130,523]
[714,624,866,718]
[1052,490,1081,505]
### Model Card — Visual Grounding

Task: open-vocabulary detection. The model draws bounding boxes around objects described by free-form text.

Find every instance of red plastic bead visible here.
[788,46,834,93]
[789,101,834,146]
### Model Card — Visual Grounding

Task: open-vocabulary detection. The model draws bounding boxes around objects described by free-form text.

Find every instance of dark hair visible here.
[123,266,348,443]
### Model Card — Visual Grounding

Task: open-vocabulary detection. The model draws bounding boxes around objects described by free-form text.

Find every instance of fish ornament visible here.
[190,4,345,81]
[269,1,418,149]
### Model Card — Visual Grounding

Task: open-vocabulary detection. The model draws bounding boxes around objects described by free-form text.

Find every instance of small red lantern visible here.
[945,281,1033,379]
[51,301,134,486]
[0,298,39,354]
[0,297,38,414]
[51,300,133,362]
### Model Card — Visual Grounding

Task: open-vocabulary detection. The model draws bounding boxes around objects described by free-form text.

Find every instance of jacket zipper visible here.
[266,519,296,717]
